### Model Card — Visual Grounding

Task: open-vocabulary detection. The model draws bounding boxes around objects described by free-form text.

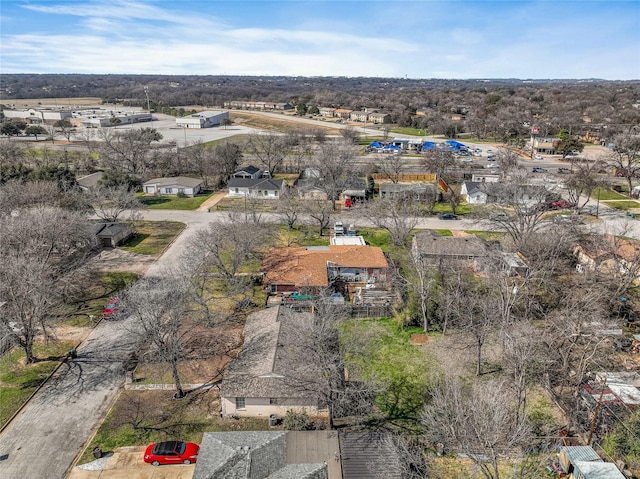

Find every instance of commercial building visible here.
[175,110,228,129]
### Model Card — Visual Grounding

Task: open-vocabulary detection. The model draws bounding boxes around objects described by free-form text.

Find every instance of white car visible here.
[486,164,500,169]
[460,158,473,163]
[533,154,543,160]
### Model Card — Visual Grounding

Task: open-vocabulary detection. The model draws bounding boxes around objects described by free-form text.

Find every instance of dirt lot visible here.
[86,248,158,276]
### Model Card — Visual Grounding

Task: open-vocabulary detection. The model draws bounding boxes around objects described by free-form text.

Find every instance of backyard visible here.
[140,193,212,210]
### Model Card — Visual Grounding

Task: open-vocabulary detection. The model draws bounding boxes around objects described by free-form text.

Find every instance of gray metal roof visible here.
[76,171,103,189]
[573,461,626,479]
[228,177,284,190]
[560,446,603,464]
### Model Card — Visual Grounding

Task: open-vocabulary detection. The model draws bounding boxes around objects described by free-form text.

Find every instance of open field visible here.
[230,111,341,134]
[121,221,186,255]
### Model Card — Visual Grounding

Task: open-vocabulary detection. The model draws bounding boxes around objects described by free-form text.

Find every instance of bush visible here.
[282,409,310,430]
[176,191,187,198]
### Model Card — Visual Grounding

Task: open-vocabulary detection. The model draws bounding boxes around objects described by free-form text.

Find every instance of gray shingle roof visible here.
[228,178,284,190]
[94,222,131,237]
[77,171,103,189]
[413,231,490,257]
[220,307,321,399]
[234,165,261,176]
[339,432,402,479]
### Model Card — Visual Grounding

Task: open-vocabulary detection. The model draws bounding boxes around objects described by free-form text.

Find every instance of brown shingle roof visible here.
[263,245,388,288]
[413,231,489,257]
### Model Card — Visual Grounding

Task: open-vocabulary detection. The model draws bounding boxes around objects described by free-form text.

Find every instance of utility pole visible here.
[144,86,151,113]
[588,376,607,445]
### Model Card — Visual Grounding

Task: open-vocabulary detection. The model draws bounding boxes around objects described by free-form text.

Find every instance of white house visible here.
[220,307,328,419]
[227,177,285,198]
[461,181,488,204]
[175,110,229,129]
[142,177,203,196]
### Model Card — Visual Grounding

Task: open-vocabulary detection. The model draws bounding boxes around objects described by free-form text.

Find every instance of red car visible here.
[143,441,199,466]
[101,297,120,319]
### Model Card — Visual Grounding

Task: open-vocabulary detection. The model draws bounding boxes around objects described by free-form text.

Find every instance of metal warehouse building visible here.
[176,110,229,129]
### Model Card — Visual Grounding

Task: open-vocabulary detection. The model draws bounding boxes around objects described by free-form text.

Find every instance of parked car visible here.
[460,158,473,163]
[144,441,199,466]
[438,213,459,220]
[557,167,572,174]
[532,167,547,173]
[101,297,120,319]
[490,213,509,221]
[486,164,500,169]
[533,154,544,160]
[553,214,584,225]
[552,200,574,209]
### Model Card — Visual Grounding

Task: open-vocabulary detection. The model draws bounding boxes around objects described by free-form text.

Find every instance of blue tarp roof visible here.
[421,142,437,151]
[370,142,383,148]
[446,140,466,148]
[383,144,401,150]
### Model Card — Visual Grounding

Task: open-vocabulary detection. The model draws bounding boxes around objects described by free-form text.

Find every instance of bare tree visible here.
[363,195,421,246]
[408,247,437,333]
[564,159,608,212]
[89,184,143,222]
[423,376,531,479]
[375,153,406,183]
[339,125,360,144]
[245,132,288,174]
[0,139,25,167]
[606,133,640,196]
[495,147,522,173]
[277,187,302,229]
[98,127,163,175]
[309,139,359,210]
[422,150,456,180]
[0,206,95,363]
[308,198,333,236]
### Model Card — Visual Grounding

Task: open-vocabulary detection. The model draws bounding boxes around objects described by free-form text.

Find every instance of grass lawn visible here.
[63,271,139,327]
[593,187,629,200]
[0,341,76,428]
[390,127,429,136]
[78,389,272,464]
[432,202,475,216]
[140,192,212,210]
[465,230,507,241]
[341,317,433,424]
[121,221,186,255]
[602,200,640,210]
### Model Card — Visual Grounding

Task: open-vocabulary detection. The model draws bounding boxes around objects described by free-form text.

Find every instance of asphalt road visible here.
[1,197,638,479]
[0,221,210,479]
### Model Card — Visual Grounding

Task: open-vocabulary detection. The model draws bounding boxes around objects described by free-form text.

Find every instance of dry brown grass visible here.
[230,111,341,134]
[5,97,103,107]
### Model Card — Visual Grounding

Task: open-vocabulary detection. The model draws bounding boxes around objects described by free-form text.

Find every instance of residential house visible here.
[412,230,490,271]
[142,176,203,196]
[232,165,263,180]
[349,111,369,122]
[471,173,501,183]
[574,235,640,283]
[379,182,439,201]
[368,112,391,124]
[335,109,353,119]
[175,110,228,129]
[461,181,488,205]
[193,431,334,479]
[94,222,134,247]
[220,307,328,419]
[262,245,389,294]
[582,372,640,409]
[318,107,336,118]
[227,177,285,198]
[76,171,103,191]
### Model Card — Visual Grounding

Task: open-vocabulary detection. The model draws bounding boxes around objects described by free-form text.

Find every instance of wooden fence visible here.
[372,173,436,182]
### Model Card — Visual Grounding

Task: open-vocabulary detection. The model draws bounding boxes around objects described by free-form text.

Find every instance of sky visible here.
[1,0,639,80]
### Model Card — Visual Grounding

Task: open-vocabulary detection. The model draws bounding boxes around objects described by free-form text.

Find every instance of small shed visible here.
[572,461,626,479]
[559,446,602,473]
[95,222,134,247]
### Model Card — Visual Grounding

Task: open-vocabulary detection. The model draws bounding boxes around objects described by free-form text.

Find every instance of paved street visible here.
[2,197,639,479]
[0,221,210,479]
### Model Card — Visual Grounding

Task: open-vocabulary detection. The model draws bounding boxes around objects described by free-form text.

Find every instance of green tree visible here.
[307,104,319,115]
[1,119,27,136]
[296,100,308,116]
[220,118,232,130]
[25,125,48,140]
[603,410,640,470]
